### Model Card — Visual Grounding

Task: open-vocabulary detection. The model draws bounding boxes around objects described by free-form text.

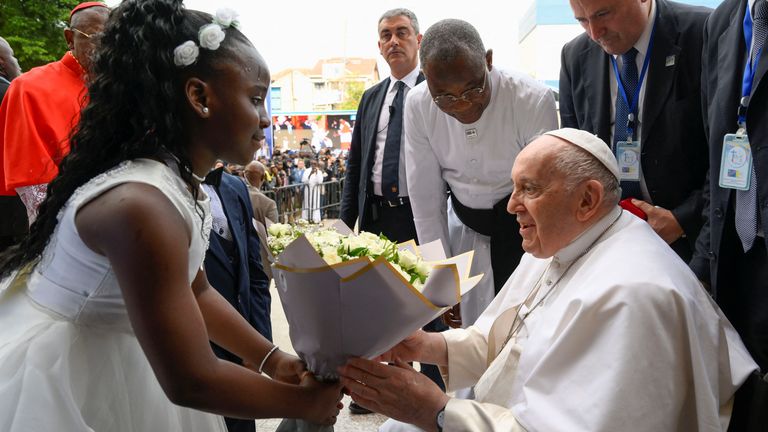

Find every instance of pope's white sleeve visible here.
[439,327,488,391]
[404,95,450,253]
[444,398,527,432]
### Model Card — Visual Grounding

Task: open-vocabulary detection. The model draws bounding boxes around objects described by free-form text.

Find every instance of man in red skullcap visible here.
[0,2,109,224]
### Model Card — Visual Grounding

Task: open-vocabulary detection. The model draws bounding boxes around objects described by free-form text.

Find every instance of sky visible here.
[105,0,540,77]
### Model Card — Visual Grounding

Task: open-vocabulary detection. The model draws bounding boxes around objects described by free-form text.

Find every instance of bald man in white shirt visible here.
[404,19,557,328]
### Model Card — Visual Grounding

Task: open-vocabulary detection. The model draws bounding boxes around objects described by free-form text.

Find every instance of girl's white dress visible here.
[0,159,227,432]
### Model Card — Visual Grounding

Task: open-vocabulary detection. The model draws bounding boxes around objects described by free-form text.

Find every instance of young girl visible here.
[0,1,341,430]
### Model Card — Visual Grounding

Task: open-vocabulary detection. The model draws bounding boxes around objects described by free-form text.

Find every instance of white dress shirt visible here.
[371,66,421,197]
[201,183,232,241]
[404,67,558,325]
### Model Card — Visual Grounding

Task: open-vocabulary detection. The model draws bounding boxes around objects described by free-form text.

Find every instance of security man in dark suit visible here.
[692,0,768,428]
[559,0,711,261]
[339,7,446,414]
[340,7,422,243]
[202,167,271,432]
[0,36,26,253]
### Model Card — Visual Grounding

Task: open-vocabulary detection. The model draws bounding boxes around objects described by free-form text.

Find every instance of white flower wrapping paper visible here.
[269,221,482,379]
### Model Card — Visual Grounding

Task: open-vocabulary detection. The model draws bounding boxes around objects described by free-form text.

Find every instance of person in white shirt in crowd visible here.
[340,128,757,432]
[302,159,324,222]
[404,19,558,329]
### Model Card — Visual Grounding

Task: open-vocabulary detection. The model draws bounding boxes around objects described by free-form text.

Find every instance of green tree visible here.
[338,81,365,111]
[0,0,80,72]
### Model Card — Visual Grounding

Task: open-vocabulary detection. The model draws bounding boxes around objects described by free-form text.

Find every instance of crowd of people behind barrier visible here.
[222,143,348,224]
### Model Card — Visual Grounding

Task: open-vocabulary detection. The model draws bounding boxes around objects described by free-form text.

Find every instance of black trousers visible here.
[360,200,417,243]
[717,210,768,431]
[224,417,254,432]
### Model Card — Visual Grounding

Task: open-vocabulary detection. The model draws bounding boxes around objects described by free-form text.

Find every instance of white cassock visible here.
[301,169,324,223]
[404,67,558,327]
[381,208,757,432]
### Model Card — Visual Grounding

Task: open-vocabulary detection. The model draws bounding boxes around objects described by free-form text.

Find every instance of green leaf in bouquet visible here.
[347,247,369,257]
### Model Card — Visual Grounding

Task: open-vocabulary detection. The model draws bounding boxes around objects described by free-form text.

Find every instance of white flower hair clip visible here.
[173,8,240,67]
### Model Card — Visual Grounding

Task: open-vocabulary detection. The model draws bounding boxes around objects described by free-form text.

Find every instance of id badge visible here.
[719,133,752,191]
[615,140,641,181]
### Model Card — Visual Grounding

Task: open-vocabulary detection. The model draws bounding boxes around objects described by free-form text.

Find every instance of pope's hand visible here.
[374,330,428,363]
[631,199,684,244]
[338,358,449,430]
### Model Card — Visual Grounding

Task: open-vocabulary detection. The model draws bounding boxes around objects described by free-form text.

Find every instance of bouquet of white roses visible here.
[268,221,431,289]
[267,220,481,379]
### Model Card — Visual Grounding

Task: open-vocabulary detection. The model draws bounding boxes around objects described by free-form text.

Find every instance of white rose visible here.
[398,250,418,270]
[198,23,226,50]
[343,236,367,252]
[367,240,386,256]
[415,261,431,278]
[268,223,290,237]
[358,232,380,243]
[390,263,411,281]
[412,280,424,292]
[173,40,199,67]
[314,230,341,246]
[214,8,239,28]
[321,246,342,265]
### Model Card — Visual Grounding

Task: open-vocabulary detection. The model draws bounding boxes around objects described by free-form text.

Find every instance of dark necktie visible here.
[614,47,643,199]
[736,0,768,252]
[382,80,405,201]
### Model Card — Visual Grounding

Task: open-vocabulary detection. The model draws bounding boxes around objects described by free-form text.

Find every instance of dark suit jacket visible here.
[0,76,10,100]
[691,0,768,291]
[0,76,28,240]
[204,172,272,363]
[340,73,424,231]
[559,0,711,260]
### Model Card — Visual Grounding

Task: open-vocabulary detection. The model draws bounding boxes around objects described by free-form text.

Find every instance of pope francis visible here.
[338,128,758,432]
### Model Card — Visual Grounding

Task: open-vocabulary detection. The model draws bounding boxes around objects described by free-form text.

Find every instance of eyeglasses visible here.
[432,70,488,109]
[70,27,102,39]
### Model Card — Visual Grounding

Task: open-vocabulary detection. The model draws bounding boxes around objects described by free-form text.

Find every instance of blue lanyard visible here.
[739,0,761,127]
[610,11,657,141]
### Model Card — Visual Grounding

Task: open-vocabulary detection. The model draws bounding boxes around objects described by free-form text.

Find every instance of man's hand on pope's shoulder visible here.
[631,199,684,244]
[338,358,449,432]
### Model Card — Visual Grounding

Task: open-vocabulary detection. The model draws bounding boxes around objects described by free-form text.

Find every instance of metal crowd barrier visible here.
[262,178,345,224]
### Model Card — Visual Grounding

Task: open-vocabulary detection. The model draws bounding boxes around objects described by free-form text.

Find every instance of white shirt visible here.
[371,66,421,197]
[404,67,558,326]
[405,67,558,251]
[201,183,232,241]
[434,209,757,432]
